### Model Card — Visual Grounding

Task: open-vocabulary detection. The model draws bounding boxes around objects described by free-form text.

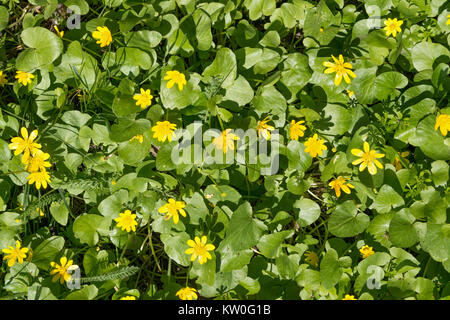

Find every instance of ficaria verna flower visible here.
[158,198,186,224]
[15,71,34,86]
[23,150,51,173]
[212,129,240,153]
[27,170,51,190]
[129,134,144,144]
[120,296,136,300]
[289,120,307,140]
[393,151,410,171]
[435,114,450,136]
[164,70,187,91]
[185,236,215,264]
[304,134,327,158]
[176,287,198,300]
[2,240,28,267]
[92,26,112,47]
[351,141,385,175]
[329,176,355,198]
[323,55,356,86]
[447,14,450,25]
[50,257,73,284]
[152,121,177,142]
[257,116,275,140]
[8,127,42,163]
[54,25,64,38]
[114,210,138,232]
[304,251,319,267]
[133,88,153,109]
[0,71,7,86]
[384,18,403,37]
[342,294,357,300]
[346,90,355,98]
[359,245,375,259]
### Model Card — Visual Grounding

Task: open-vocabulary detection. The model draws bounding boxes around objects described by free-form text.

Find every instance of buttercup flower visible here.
[0,71,7,86]
[2,240,28,267]
[212,129,240,153]
[435,114,450,136]
[164,70,187,91]
[447,14,450,25]
[393,151,410,170]
[351,142,385,175]
[290,120,307,140]
[176,287,198,300]
[24,150,51,173]
[323,55,356,86]
[329,176,354,197]
[120,296,136,300]
[304,134,327,158]
[8,127,42,163]
[130,135,144,144]
[133,88,153,109]
[15,71,34,86]
[27,170,51,190]
[384,18,403,37]
[152,121,177,142]
[185,236,215,264]
[158,198,186,224]
[359,245,375,259]
[50,256,73,284]
[304,251,319,267]
[114,210,138,232]
[346,90,355,98]
[257,116,275,140]
[342,294,357,300]
[92,26,112,47]
[54,25,64,38]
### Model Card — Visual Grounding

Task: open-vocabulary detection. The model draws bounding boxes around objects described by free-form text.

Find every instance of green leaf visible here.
[257,230,294,259]
[389,209,418,248]
[160,232,191,267]
[431,160,449,187]
[374,71,408,100]
[422,223,450,262]
[370,185,405,214]
[0,6,9,31]
[328,201,370,237]
[320,248,342,289]
[65,285,98,300]
[219,202,267,252]
[49,201,69,226]
[73,214,111,246]
[293,198,320,227]
[32,236,65,269]
[202,48,237,88]
[411,42,450,72]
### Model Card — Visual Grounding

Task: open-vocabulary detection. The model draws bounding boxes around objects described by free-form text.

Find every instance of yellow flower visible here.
[92,26,112,47]
[2,240,28,267]
[27,169,51,190]
[15,71,34,86]
[37,208,44,217]
[8,127,42,163]
[120,296,136,300]
[304,134,327,158]
[185,236,215,265]
[323,55,356,86]
[257,116,275,140]
[359,245,375,259]
[342,294,357,300]
[346,90,355,98]
[24,150,51,173]
[50,256,73,284]
[158,198,186,224]
[152,121,177,142]
[304,251,319,267]
[384,18,403,37]
[164,70,187,91]
[0,71,7,86]
[54,25,64,38]
[114,209,138,233]
[133,88,153,109]
[329,176,355,197]
[435,114,450,136]
[447,14,450,25]
[129,135,144,144]
[212,129,240,153]
[289,120,307,140]
[176,287,198,300]
[393,151,410,171]
[111,180,117,186]
[351,141,385,175]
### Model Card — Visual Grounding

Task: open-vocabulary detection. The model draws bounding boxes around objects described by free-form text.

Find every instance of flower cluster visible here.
[8,127,51,190]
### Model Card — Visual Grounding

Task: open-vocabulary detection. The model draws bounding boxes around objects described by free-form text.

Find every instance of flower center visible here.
[193,244,207,256]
